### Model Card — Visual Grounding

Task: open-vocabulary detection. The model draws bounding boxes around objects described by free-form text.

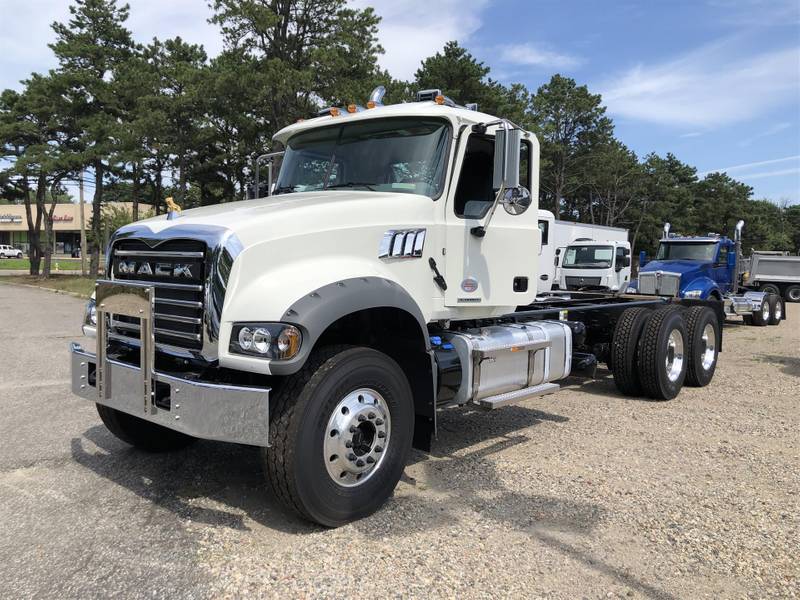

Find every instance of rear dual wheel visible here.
[684,306,719,387]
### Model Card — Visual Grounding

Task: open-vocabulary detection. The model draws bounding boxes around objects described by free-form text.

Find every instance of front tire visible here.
[264,346,414,527]
[684,307,719,387]
[637,307,688,400]
[96,404,196,452]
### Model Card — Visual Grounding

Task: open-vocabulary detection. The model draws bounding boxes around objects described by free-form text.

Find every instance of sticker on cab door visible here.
[461,277,478,292]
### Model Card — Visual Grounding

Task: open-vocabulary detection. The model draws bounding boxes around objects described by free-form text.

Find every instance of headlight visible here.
[230,323,302,360]
[82,298,98,337]
[683,289,703,298]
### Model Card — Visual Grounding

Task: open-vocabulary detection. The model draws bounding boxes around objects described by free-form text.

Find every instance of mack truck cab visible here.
[628,222,784,326]
[69,88,725,526]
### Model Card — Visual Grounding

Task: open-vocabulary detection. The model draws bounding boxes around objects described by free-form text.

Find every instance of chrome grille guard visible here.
[71,279,270,447]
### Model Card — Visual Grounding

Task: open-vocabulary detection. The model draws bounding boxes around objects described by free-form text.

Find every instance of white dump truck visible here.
[70,88,724,526]
[536,211,629,293]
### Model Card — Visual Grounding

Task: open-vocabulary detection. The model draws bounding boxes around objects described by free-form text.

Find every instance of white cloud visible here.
[737,121,793,147]
[699,155,800,176]
[350,0,490,80]
[600,39,800,127]
[698,155,800,184]
[0,0,221,92]
[735,167,799,180]
[497,43,579,70]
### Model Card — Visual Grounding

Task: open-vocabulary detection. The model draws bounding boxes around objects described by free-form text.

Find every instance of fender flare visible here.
[682,277,720,300]
[269,276,430,375]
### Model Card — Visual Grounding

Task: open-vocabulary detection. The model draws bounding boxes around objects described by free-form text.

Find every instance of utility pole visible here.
[79,171,87,276]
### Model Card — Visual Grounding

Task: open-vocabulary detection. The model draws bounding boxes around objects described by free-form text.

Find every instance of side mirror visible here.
[493,127,521,191]
[639,250,647,267]
[624,256,631,267]
[500,186,531,215]
[623,247,630,257]
[727,251,736,268]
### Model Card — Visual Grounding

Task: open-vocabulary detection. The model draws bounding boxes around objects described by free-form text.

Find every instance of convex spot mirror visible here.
[501,186,532,215]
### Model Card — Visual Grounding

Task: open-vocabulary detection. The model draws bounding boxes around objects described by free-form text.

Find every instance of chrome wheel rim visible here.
[762,302,770,321]
[774,301,782,320]
[700,323,716,371]
[323,388,391,487]
[665,329,685,382]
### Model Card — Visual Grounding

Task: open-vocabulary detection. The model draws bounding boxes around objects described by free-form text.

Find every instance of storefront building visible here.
[0,202,147,255]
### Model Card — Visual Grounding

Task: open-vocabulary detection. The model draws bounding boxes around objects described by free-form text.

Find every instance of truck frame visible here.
[69,88,725,526]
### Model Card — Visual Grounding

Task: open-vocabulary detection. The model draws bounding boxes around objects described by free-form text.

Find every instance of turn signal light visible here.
[366,100,376,109]
[329,107,340,117]
[347,104,357,113]
[434,94,445,105]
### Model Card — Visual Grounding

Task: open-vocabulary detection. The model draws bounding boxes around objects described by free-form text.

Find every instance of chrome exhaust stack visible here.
[733,220,744,294]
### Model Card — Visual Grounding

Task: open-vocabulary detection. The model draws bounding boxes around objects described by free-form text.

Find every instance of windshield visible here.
[274,117,450,197]
[656,242,717,261]
[562,245,614,269]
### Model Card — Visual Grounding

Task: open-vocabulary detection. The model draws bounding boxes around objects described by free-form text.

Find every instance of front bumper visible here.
[70,280,270,447]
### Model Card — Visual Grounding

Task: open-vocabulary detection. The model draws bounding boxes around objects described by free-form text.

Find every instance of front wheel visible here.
[263,346,414,527]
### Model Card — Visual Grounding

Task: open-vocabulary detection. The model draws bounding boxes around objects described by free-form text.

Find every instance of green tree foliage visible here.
[1,3,797,269]
[49,0,135,275]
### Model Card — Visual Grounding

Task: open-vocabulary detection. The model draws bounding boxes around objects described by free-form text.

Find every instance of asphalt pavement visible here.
[0,283,797,599]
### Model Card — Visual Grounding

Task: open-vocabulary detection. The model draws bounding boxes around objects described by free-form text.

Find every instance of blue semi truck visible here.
[627,221,784,327]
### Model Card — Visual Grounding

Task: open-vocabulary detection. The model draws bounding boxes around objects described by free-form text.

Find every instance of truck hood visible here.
[114,191,433,247]
[640,259,709,276]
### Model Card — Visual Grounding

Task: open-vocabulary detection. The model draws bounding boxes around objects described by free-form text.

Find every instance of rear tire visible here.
[684,307,719,387]
[263,345,414,527]
[768,294,782,325]
[751,298,770,326]
[759,283,780,296]
[96,404,196,452]
[785,285,800,303]
[611,307,653,396]
[637,307,688,400]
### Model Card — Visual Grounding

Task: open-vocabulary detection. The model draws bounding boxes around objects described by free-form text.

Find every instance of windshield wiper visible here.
[326,181,378,191]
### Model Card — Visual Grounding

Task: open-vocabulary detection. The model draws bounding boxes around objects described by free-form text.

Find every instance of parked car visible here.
[0,245,23,259]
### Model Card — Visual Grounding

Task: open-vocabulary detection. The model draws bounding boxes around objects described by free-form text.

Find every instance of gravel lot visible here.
[0,283,797,599]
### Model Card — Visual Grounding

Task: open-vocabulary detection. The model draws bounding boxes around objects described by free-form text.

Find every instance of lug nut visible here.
[368,412,375,419]
[358,414,366,422]
[349,426,357,433]
[345,440,353,448]
[356,459,365,467]
[378,431,385,439]
[366,456,375,464]
[375,419,384,426]
[374,446,383,453]
[348,453,356,461]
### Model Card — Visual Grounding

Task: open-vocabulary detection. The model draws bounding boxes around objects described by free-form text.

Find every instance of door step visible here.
[476,382,560,409]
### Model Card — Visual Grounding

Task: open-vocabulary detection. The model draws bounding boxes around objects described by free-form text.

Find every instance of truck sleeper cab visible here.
[69,89,724,526]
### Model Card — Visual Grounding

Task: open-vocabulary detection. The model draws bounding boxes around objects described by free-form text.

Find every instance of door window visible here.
[453,135,532,219]
[717,245,728,265]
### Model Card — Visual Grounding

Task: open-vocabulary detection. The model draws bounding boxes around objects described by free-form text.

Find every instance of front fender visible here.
[681,276,719,299]
[219,255,429,375]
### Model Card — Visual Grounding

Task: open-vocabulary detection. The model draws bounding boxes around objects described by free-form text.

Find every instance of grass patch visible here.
[0,258,84,270]
[0,275,96,298]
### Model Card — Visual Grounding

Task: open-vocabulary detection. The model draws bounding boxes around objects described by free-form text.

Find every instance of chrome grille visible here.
[638,271,680,297]
[110,239,206,349]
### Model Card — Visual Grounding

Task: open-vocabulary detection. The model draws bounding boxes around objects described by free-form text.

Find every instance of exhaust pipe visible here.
[733,220,744,294]
[663,222,670,239]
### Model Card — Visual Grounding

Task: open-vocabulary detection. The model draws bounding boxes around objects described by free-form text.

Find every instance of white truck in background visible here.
[536,210,629,293]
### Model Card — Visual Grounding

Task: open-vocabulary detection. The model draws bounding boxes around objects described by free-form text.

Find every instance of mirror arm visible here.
[471,181,506,238]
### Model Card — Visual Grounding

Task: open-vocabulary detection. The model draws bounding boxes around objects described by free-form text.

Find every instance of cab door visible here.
[443,127,539,308]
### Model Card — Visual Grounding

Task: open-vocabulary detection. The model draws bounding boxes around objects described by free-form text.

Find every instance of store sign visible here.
[0,214,23,224]
[53,215,74,222]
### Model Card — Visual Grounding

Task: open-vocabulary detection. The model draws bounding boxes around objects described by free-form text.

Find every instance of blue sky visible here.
[2,0,799,203]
